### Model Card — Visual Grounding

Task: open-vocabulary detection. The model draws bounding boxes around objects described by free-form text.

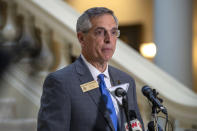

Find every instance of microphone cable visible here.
[152,114,174,131]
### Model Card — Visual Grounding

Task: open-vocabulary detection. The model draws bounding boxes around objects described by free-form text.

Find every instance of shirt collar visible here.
[81,54,110,80]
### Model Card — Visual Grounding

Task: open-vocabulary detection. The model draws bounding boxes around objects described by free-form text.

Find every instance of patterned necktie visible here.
[98,74,118,131]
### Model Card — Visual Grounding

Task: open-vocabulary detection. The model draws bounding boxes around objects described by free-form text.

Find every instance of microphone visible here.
[124,110,143,131]
[141,86,167,114]
[109,84,129,105]
[115,87,127,97]
[148,121,163,131]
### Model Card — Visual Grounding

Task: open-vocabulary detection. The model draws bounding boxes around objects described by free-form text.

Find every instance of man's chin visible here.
[103,55,112,62]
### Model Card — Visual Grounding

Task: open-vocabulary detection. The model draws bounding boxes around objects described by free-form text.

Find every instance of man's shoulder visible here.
[46,62,77,81]
[54,63,74,74]
[46,56,85,80]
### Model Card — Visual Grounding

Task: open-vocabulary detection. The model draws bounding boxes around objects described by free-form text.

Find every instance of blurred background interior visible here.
[0,0,197,131]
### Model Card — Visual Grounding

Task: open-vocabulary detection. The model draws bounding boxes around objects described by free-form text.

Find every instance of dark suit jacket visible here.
[37,56,144,131]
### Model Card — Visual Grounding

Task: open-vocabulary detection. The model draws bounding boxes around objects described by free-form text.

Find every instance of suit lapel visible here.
[74,57,115,131]
[108,66,121,86]
[109,66,128,131]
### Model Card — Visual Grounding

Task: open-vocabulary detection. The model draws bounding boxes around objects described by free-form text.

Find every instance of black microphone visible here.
[148,121,163,131]
[115,87,127,97]
[141,86,167,114]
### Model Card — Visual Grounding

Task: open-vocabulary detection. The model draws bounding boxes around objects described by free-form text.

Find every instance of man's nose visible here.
[104,31,111,43]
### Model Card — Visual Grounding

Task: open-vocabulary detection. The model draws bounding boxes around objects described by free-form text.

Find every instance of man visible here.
[37,7,144,131]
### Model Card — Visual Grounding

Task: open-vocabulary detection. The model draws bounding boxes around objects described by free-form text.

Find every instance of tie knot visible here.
[98,74,105,81]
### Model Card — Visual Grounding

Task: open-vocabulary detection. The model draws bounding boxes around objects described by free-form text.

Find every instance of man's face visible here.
[78,14,118,64]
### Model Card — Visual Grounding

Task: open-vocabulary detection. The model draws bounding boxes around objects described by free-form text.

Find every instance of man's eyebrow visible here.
[112,27,119,30]
[94,27,118,30]
[94,27,105,30]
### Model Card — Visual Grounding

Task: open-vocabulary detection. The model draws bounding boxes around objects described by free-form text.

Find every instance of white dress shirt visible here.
[81,55,120,121]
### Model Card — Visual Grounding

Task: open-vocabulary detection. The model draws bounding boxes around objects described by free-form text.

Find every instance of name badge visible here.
[80,80,99,92]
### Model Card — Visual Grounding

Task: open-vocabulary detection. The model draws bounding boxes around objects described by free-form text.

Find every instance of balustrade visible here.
[0,0,19,46]
[0,0,72,74]
[17,9,40,62]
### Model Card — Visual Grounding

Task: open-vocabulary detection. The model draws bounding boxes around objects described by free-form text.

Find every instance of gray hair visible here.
[76,7,118,33]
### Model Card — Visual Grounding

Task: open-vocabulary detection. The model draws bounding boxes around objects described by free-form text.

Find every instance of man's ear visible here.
[77,32,85,44]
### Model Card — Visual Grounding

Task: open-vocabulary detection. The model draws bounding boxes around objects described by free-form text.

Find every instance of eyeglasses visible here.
[84,27,120,38]
[94,27,120,38]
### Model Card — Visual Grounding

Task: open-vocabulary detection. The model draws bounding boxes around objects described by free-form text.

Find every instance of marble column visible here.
[154,0,193,88]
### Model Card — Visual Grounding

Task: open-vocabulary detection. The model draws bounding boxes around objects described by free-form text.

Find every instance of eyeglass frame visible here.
[82,27,120,38]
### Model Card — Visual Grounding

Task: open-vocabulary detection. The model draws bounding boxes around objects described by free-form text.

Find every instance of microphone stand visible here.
[115,88,132,131]
[122,94,133,131]
[151,89,163,131]
[152,104,159,131]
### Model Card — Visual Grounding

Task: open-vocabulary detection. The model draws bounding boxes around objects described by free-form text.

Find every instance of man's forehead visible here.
[90,14,117,28]
[91,14,115,22]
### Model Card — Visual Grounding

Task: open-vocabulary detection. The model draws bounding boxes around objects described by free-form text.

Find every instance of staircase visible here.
[0,98,37,131]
